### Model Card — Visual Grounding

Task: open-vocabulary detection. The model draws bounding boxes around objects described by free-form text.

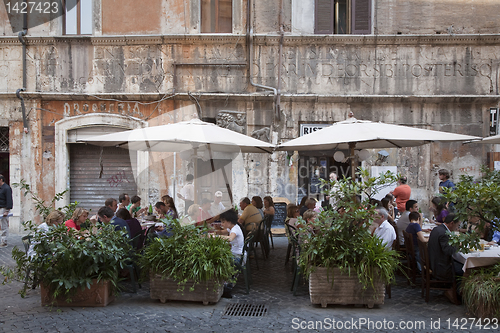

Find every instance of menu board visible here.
[272,202,288,227]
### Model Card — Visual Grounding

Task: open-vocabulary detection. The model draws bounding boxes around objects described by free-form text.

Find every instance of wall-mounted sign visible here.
[299,123,330,137]
[490,108,499,136]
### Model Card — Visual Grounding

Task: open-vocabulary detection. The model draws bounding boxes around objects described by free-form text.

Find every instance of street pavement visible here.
[0,233,489,333]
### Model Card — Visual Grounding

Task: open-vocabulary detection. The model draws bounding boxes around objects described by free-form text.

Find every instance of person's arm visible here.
[220,231,237,242]
[416,230,427,243]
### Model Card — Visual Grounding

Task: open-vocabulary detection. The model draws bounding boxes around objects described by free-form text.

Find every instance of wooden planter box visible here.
[150,274,223,305]
[41,279,114,307]
[309,267,385,308]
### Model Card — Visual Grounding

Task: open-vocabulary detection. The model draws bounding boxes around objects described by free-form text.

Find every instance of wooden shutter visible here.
[218,0,232,33]
[70,144,137,213]
[315,0,334,34]
[351,0,371,34]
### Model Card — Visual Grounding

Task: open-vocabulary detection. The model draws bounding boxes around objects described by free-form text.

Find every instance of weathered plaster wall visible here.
[375,0,500,35]
[102,0,162,35]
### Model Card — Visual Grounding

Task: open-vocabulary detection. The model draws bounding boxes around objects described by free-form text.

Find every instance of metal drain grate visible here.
[222,303,268,317]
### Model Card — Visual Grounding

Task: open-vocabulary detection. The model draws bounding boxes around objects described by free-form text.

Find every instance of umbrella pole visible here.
[349,142,356,180]
[194,147,198,205]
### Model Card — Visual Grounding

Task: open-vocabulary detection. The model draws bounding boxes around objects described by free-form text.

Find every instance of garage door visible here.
[69,144,137,213]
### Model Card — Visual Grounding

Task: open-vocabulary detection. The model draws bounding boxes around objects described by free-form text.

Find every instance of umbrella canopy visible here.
[276,117,480,179]
[82,118,274,154]
[276,117,480,151]
[478,134,500,144]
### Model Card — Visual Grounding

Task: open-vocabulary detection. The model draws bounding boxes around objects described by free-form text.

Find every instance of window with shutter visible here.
[315,0,334,34]
[201,0,232,33]
[314,0,371,35]
[351,0,371,34]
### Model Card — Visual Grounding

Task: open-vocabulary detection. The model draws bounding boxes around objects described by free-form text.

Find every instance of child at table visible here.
[406,211,431,272]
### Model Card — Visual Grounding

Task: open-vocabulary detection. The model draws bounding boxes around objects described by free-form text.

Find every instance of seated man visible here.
[428,213,463,303]
[373,207,396,251]
[237,197,262,233]
[396,199,421,246]
[98,206,131,238]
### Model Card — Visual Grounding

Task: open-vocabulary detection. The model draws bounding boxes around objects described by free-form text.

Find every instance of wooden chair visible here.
[417,238,458,303]
[402,230,420,286]
[264,214,274,249]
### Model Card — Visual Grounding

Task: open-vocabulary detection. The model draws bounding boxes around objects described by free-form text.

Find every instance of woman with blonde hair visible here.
[181,204,201,226]
[64,208,89,231]
[38,210,65,232]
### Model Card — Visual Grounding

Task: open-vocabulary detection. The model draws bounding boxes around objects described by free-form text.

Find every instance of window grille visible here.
[0,127,8,152]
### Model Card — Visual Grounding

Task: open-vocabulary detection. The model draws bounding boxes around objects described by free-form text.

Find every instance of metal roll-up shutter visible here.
[69,144,137,213]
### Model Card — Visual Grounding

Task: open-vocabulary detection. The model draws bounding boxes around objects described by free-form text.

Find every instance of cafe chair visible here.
[288,226,302,296]
[402,230,420,286]
[246,229,259,270]
[417,238,458,304]
[284,222,295,266]
[255,220,270,259]
[21,235,38,290]
[264,214,274,249]
[234,234,254,294]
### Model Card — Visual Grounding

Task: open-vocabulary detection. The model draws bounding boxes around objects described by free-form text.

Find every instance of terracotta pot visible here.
[309,267,385,308]
[41,279,114,307]
[150,274,223,305]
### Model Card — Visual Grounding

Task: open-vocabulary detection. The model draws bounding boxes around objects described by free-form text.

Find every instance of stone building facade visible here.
[1,0,500,232]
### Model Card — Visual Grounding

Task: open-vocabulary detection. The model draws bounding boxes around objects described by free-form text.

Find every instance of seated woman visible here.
[181,204,201,226]
[430,196,449,224]
[381,197,396,226]
[28,210,66,257]
[251,196,265,221]
[64,208,89,231]
[39,210,65,232]
[163,196,178,219]
[263,196,275,219]
[285,204,300,228]
[116,208,143,250]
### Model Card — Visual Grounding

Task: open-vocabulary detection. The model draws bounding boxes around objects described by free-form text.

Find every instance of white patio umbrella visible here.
[84,118,274,153]
[276,116,480,179]
[477,134,500,144]
[82,118,275,204]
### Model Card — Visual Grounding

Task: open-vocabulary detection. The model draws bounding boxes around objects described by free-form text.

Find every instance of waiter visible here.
[0,174,13,248]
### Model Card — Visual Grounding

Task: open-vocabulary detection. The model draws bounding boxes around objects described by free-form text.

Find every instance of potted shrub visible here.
[297,169,400,308]
[461,263,500,319]
[140,220,236,305]
[2,181,131,306]
[9,223,131,306]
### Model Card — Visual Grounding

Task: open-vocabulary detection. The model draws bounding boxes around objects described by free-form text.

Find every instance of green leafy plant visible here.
[298,168,400,290]
[1,180,130,302]
[443,167,500,253]
[461,263,500,319]
[6,223,131,300]
[140,220,236,291]
[13,179,79,227]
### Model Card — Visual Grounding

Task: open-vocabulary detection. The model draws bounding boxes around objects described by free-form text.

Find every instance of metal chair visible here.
[21,235,37,290]
[234,234,254,294]
[287,224,302,296]
[417,238,458,303]
[264,214,274,249]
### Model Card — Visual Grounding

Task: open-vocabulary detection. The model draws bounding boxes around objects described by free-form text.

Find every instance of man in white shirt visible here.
[210,191,226,216]
[177,174,194,213]
[373,207,397,251]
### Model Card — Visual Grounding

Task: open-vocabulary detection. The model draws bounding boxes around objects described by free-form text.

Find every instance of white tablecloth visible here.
[453,247,500,272]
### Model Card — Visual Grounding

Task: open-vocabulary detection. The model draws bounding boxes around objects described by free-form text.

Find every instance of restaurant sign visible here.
[299,123,330,137]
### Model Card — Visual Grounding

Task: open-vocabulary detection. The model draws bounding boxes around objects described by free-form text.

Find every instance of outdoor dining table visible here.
[453,242,500,272]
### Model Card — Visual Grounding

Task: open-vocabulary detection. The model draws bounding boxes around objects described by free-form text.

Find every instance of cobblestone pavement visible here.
[0,233,488,333]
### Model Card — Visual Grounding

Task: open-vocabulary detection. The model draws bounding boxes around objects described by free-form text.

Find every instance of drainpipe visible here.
[247,0,280,120]
[17,12,28,134]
